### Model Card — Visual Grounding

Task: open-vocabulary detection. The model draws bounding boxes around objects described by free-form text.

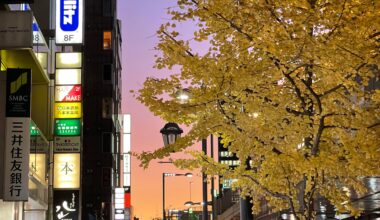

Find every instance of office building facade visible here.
[0,1,126,219]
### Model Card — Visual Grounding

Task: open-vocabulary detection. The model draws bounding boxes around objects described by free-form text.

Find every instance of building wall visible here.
[82,0,122,219]
[0,72,5,199]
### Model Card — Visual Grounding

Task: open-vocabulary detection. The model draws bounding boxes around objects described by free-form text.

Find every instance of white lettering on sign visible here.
[63,0,77,25]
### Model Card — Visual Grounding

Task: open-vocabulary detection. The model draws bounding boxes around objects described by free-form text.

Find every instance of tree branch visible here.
[368,121,380,129]
[243,174,290,200]
[337,45,365,60]
[311,113,337,156]
[300,78,322,114]
[162,31,195,57]
[264,0,294,40]
[284,73,307,109]
[284,174,299,220]
[319,84,345,98]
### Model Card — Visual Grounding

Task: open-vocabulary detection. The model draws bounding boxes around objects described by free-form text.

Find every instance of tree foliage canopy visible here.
[136,0,380,219]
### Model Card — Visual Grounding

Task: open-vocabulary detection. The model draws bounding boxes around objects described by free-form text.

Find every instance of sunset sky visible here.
[117,1,207,219]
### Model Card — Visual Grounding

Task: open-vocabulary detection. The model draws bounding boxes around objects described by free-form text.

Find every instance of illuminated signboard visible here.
[123,115,131,187]
[56,53,82,68]
[30,121,40,136]
[124,191,131,208]
[54,136,81,152]
[55,0,83,44]
[53,190,79,220]
[54,102,81,119]
[32,18,46,46]
[31,136,49,153]
[115,187,125,219]
[53,153,80,188]
[55,85,81,102]
[29,153,46,182]
[35,52,48,71]
[55,69,81,85]
[55,119,81,136]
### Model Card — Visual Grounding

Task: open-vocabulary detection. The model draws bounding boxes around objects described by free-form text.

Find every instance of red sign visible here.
[55,85,81,102]
[124,193,131,208]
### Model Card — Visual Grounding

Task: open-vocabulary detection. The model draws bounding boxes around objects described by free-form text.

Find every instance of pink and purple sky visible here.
[117,1,206,219]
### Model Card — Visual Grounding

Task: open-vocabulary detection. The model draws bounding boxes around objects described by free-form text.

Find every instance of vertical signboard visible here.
[54,190,79,220]
[115,188,125,220]
[123,114,131,187]
[53,52,83,219]
[55,0,83,44]
[3,68,31,201]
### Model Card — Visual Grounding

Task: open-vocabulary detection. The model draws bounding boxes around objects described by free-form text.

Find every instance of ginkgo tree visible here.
[135,0,380,219]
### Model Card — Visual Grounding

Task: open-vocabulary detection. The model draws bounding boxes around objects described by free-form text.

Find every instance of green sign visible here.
[30,122,40,136]
[55,119,81,136]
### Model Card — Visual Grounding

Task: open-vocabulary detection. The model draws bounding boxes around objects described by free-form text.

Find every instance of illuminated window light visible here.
[103,31,112,49]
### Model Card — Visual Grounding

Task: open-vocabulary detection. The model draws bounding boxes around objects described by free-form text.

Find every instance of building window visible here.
[103,0,112,16]
[102,97,113,119]
[103,64,112,82]
[102,167,111,187]
[102,132,112,153]
[103,31,112,49]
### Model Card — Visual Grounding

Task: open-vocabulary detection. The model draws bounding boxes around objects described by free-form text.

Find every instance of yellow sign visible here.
[54,102,81,119]
[29,153,46,183]
[53,153,80,189]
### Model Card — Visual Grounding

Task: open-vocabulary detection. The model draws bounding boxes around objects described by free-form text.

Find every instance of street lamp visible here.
[162,172,193,220]
[184,201,212,207]
[175,88,191,103]
[160,122,183,147]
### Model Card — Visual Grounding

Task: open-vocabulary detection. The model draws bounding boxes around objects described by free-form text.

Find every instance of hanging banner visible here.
[54,102,81,119]
[53,153,80,188]
[3,68,31,201]
[55,0,83,44]
[54,136,81,152]
[53,190,79,220]
[55,85,81,102]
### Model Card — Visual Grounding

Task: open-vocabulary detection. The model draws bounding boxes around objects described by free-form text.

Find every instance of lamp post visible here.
[162,172,193,220]
[202,139,208,220]
[160,122,183,147]
[169,89,214,220]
